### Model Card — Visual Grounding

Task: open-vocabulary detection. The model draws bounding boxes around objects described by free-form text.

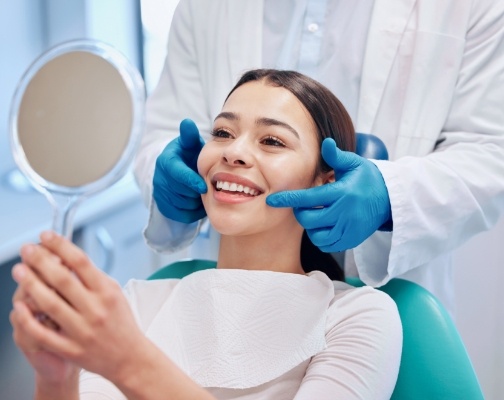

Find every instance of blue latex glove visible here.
[152,119,207,224]
[266,138,392,252]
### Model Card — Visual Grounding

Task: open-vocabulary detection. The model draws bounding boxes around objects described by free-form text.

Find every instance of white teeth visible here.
[215,180,259,195]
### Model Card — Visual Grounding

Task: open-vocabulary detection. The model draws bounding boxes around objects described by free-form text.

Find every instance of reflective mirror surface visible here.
[10,40,145,237]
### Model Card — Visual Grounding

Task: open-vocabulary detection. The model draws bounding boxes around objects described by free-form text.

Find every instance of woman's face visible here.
[197,80,331,237]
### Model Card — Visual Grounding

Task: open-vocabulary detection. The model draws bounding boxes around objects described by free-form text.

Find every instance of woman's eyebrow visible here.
[214,111,239,121]
[256,117,299,139]
[214,112,299,139]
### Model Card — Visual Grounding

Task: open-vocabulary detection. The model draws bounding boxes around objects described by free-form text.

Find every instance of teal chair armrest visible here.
[346,277,484,400]
[381,279,483,400]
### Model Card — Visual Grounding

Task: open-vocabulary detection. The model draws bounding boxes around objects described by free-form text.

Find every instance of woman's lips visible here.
[215,180,260,196]
[211,172,264,195]
[210,172,264,203]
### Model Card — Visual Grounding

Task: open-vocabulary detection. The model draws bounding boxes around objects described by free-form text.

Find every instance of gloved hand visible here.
[266,138,392,252]
[152,119,207,224]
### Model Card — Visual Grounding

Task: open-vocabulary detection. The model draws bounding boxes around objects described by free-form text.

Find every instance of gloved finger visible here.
[154,187,203,211]
[266,184,339,209]
[157,154,207,194]
[307,226,344,250]
[153,184,206,222]
[182,207,207,224]
[171,167,207,195]
[318,243,345,253]
[158,203,207,225]
[165,181,202,200]
[305,230,342,252]
[306,222,356,253]
[179,119,205,152]
[317,234,358,253]
[308,218,372,252]
[321,138,362,173]
[292,198,346,230]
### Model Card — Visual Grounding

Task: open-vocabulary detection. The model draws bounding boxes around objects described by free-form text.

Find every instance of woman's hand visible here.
[11,231,216,400]
[10,231,148,384]
[11,284,79,386]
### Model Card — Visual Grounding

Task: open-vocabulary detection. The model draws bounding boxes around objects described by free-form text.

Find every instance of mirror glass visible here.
[10,40,145,238]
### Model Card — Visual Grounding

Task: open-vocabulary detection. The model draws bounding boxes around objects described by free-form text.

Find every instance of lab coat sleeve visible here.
[355,0,504,285]
[133,0,213,252]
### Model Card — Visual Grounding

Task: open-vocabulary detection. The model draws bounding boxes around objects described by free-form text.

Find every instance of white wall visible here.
[454,217,504,400]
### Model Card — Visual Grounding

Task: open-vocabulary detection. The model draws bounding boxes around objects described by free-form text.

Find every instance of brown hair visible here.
[225,69,356,281]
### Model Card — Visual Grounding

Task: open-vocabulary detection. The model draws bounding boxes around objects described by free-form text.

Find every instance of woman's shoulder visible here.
[331,280,397,308]
[325,278,402,337]
[309,271,399,316]
[301,274,402,399]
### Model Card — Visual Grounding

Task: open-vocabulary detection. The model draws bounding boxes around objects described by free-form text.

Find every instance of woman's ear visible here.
[314,170,335,187]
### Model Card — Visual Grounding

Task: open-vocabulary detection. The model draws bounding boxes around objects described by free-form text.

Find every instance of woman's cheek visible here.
[197,145,211,176]
[266,153,318,191]
[271,168,317,192]
[198,147,209,208]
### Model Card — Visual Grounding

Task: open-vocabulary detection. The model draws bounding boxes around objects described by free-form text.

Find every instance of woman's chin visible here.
[209,221,251,237]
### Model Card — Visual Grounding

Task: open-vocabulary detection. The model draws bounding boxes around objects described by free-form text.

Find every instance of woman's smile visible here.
[216,181,259,196]
[211,172,264,203]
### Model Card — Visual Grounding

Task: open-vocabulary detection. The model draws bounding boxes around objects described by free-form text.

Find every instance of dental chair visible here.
[148,260,484,399]
[355,132,389,160]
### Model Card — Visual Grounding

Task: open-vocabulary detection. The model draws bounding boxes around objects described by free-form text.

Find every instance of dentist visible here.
[134,0,504,312]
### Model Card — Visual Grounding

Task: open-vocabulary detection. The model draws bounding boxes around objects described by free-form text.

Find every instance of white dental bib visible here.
[145,268,334,389]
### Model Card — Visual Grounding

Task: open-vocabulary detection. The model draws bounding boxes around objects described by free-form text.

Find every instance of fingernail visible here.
[12,264,26,281]
[41,231,54,242]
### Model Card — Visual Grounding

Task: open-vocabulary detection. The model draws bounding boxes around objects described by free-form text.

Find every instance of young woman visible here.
[10,69,402,399]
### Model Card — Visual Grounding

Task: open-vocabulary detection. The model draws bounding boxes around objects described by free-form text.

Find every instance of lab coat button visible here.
[307,23,319,33]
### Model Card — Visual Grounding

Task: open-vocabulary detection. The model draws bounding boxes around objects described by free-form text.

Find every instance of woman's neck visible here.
[217,227,304,275]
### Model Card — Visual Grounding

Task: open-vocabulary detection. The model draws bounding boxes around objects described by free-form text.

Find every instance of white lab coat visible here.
[134,0,504,312]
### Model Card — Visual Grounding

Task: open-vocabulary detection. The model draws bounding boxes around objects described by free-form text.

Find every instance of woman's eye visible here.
[261,136,286,147]
[211,129,232,139]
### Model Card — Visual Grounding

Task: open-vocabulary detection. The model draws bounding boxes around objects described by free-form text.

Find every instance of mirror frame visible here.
[9,39,145,198]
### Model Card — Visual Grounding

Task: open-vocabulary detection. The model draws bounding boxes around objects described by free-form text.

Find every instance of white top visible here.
[79,269,402,399]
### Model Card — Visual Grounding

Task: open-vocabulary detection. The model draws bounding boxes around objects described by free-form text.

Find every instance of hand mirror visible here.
[9,40,145,238]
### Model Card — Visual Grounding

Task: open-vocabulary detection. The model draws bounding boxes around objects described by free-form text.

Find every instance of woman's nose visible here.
[221,138,252,167]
